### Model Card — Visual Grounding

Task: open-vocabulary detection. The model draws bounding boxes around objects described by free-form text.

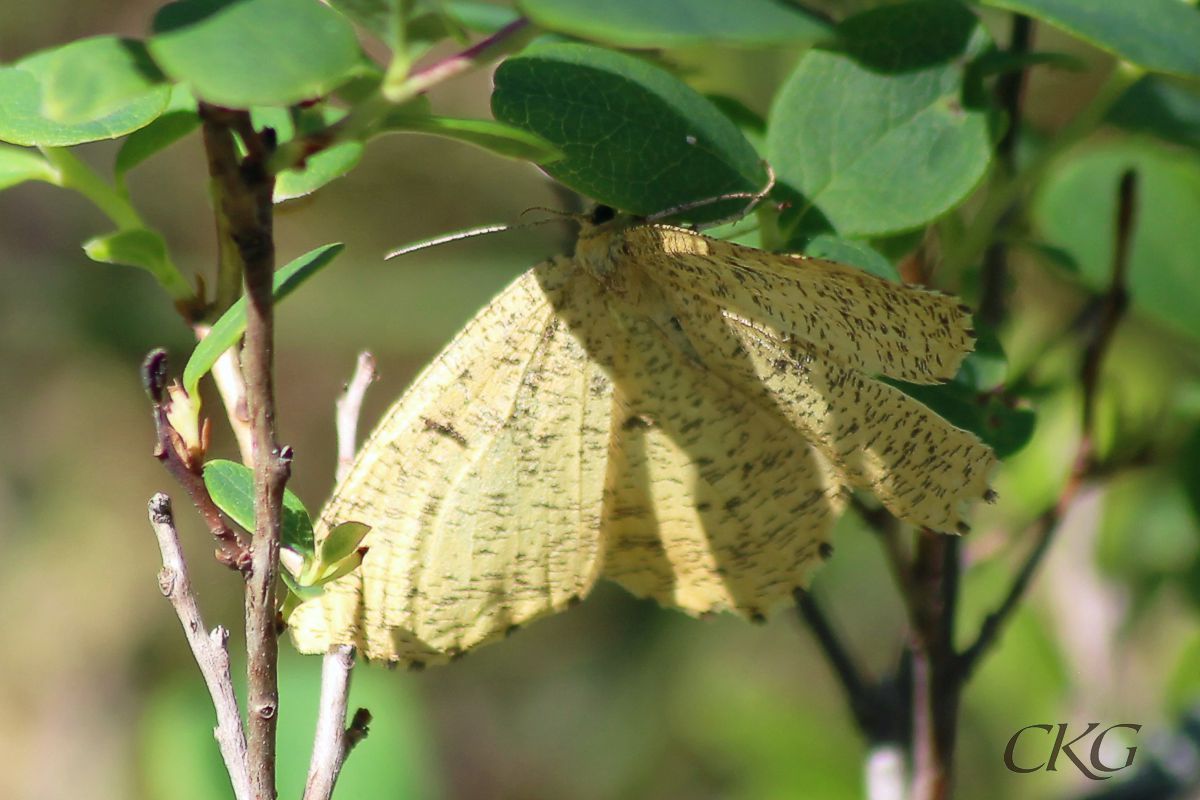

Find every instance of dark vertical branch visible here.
[978,14,1034,327]
[200,103,287,800]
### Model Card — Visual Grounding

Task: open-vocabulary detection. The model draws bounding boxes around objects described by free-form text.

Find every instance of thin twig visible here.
[957,169,1139,679]
[193,324,255,466]
[303,646,372,800]
[147,494,252,800]
[143,349,250,571]
[201,102,287,800]
[301,352,379,799]
[335,352,378,483]
[384,18,533,104]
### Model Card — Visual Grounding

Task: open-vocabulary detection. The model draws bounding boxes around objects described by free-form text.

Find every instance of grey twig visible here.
[147,494,251,800]
[335,352,378,483]
[303,646,372,800]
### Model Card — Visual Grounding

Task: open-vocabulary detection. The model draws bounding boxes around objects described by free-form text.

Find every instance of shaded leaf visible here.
[1108,76,1200,151]
[115,111,200,179]
[149,0,363,108]
[183,243,343,397]
[803,234,899,282]
[767,0,994,236]
[493,43,765,222]
[517,0,830,48]
[981,0,1200,79]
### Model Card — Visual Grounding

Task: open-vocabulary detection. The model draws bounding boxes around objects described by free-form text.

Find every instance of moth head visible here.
[573,205,645,292]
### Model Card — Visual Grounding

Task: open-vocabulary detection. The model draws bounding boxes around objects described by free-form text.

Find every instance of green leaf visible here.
[0,37,170,147]
[517,0,830,48]
[183,243,343,397]
[0,144,57,190]
[767,0,994,236]
[115,86,201,179]
[493,43,766,222]
[889,328,1032,458]
[1108,76,1200,151]
[1033,140,1200,344]
[83,228,194,299]
[381,115,564,162]
[329,0,403,49]
[250,105,367,201]
[968,49,1085,78]
[149,0,364,108]
[445,0,521,33]
[803,234,899,282]
[980,0,1200,79]
[318,521,371,568]
[203,459,315,556]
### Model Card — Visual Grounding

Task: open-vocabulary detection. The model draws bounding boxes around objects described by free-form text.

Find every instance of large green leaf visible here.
[0,37,170,147]
[493,43,766,221]
[981,0,1200,79]
[768,0,994,237]
[0,145,57,190]
[517,0,830,48]
[1032,140,1200,343]
[149,0,363,108]
[183,243,343,397]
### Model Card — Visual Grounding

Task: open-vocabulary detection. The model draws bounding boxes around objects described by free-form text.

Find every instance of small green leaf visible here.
[83,228,194,299]
[381,115,564,162]
[517,0,830,48]
[1108,76,1200,151]
[318,521,371,567]
[251,105,368,201]
[968,49,1084,79]
[767,0,994,236]
[445,0,521,33]
[803,235,899,282]
[1033,140,1200,344]
[493,43,766,222]
[0,144,57,190]
[149,0,364,108]
[980,0,1200,79]
[183,243,344,397]
[315,548,366,585]
[0,37,170,147]
[203,459,316,556]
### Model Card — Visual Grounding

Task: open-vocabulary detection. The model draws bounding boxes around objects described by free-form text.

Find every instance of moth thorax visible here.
[576,229,635,296]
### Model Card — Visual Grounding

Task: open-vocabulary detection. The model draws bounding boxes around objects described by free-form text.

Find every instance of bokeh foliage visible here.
[2,0,1199,798]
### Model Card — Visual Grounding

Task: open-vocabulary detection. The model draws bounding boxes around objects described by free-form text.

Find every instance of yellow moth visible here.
[289,207,996,666]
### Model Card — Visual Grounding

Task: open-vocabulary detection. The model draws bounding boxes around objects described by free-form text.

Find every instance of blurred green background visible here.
[2,2,1200,799]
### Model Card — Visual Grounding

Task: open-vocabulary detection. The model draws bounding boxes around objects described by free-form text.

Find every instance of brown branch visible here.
[335,352,377,483]
[201,103,286,800]
[957,169,1139,679]
[148,494,252,800]
[143,349,250,571]
[303,646,372,800]
[978,13,1034,327]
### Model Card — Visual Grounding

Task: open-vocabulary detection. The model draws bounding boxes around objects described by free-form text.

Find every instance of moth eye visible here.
[590,205,617,224]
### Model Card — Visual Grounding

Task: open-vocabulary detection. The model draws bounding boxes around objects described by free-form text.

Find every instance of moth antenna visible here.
[519,206,574,221]
[385,216,565,260]
[645,162,777,228]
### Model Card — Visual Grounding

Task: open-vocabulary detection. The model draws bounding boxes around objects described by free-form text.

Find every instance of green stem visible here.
[42,146,196,304]
[943,61,1144,275]
[42,146,144,229]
